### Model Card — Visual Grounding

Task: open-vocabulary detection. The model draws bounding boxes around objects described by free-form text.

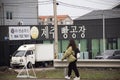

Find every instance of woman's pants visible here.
[68,61,80,77]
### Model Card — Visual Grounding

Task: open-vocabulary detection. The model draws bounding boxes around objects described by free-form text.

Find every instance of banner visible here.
[9,26,31,40]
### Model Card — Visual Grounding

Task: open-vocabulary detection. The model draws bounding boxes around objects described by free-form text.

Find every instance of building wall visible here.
[73,18,120,58]
[0,0,38,25]
[39,15,73,25]
[0,21,120,66]
[58,17,73,25]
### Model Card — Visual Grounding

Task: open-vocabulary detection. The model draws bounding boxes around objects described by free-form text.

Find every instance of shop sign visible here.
[9,26,31,40]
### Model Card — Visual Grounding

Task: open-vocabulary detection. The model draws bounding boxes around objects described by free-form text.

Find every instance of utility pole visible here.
[53,0,58,59]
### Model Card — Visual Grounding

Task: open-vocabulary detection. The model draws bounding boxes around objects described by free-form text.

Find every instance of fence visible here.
[54,59,120,68]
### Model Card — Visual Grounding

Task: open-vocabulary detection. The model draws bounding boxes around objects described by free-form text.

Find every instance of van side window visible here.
[26,50,33,56]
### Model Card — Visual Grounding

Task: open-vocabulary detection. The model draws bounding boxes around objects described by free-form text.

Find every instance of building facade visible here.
[0,8,120,66]
[39,15,73,25]
[74,9,120,58]
[0,0,38,25]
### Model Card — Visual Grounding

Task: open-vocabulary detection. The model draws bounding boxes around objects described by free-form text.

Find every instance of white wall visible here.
[0,0,38,25]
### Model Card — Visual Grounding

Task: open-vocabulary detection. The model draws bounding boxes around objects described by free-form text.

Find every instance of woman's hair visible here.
[67,39,77,51]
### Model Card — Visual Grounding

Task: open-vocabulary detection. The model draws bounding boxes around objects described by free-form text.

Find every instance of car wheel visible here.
[27,62,32,68]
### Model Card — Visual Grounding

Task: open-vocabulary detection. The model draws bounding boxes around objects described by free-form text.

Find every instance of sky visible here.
[38,0,120,19]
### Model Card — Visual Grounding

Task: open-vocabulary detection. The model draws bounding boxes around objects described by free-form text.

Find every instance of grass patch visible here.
[36,69,64,78]
[0,66,17,80]
[0,67,120,80]
[36,68,120,80]
[0,73,16,79]
[80,68,120,80]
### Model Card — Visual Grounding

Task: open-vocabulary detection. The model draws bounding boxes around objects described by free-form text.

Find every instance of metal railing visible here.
[54,59,120,68]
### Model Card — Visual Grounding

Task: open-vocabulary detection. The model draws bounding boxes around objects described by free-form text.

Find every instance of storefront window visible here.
[80,39,87,52]
[92,39,99,58]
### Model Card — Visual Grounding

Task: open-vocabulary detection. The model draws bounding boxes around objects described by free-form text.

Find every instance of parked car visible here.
[95,50,120,59]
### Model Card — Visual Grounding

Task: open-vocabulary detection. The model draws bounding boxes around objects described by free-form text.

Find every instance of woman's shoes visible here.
[73,77,80,80]
[65,75,70,79]
[65,76,80,80]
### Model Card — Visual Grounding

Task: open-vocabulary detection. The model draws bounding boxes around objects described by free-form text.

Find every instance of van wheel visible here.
[27,62,32,68]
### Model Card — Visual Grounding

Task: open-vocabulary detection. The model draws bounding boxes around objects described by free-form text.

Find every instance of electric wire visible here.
[3,0,51,4]
[0,11,119,20]
[85,0,120,6]
[57,1,97,10]
[2,0,111,10]
[2,0,120,10]
[1,0,120,20]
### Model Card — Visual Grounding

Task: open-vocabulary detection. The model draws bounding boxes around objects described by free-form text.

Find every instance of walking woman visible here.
[62,39,80,80]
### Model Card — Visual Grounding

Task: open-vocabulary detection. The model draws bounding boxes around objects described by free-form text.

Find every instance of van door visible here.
[25,50,35,64]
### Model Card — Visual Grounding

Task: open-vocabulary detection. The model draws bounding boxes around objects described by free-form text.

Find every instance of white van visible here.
[10,44,54,68]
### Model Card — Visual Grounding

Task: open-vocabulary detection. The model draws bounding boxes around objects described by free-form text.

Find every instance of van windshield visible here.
[13,50,25,57]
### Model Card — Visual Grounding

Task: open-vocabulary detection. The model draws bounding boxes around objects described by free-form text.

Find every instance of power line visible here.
[3,1,52,5]
[57,1,97,10]
[3,1,53,6]
[2,0,119,10]
[1,0,120,19]
[38,0,53,5]
[3,0,98,10]
[85,0,119,6]
[98,0,120,3]
[1,12,119,19]
[71,12,120,19]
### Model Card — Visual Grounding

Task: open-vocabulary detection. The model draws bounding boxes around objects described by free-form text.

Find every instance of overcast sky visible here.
[38,0,120,19]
